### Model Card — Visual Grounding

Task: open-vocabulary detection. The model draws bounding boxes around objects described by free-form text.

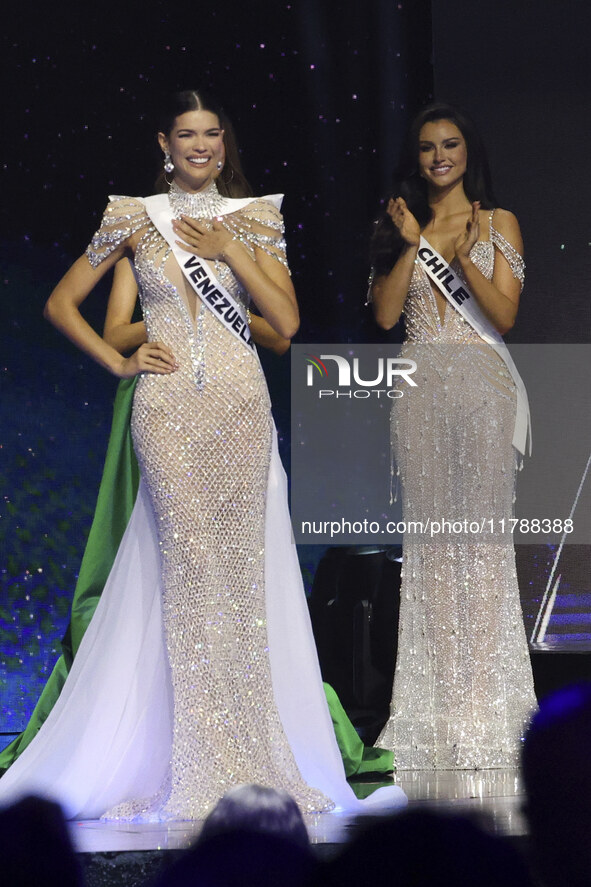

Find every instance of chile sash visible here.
[417,236,531,456]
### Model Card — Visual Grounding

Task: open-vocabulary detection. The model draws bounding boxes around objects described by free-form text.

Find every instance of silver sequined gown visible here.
[86,185,332,819]
[377,212,537,770]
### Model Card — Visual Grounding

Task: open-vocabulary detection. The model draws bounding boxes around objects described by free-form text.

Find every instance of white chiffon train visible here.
[0,430,406,818]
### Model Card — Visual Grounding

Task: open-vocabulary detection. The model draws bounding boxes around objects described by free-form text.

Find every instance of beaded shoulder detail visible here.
[222,198,289,270]
[86,197,150,268]
[400,210,525,341]
[490,216,525,288]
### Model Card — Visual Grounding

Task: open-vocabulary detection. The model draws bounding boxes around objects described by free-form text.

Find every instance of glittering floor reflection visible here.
[352,768,527,837]
[66,768,527,853]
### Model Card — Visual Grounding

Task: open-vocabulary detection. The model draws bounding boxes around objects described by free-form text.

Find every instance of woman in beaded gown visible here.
[370,104,537,770]
[0,91,404,819]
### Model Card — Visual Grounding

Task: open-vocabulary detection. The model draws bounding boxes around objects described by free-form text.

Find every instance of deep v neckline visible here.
[160,249,202,331]
[420,209,496,326]
[419,236,492,327]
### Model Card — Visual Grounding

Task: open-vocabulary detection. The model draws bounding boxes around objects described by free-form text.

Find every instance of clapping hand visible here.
[454,201,481,260]
[387,197,421,247]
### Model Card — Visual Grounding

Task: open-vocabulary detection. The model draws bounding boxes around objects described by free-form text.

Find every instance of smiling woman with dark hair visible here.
[370,102,536,771]
[371,102,497,278]
[0,90,406,821]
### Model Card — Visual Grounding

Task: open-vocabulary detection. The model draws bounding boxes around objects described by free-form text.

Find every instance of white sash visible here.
[136,192,283,353]
[417,236,531,456]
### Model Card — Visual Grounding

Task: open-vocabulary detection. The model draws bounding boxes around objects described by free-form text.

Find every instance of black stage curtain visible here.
[432,0,589,345]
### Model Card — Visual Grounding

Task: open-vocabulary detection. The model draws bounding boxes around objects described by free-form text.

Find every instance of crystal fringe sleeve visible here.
[225,199,290,271]
[490,223,525,288]
[85,197,151,268]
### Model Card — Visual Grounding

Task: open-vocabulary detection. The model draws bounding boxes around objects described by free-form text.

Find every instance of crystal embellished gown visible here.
[0,184,405,819]
[377,212,537,770]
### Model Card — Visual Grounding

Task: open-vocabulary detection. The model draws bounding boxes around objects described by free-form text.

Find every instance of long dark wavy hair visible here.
[154,89,252,198]
[370,103,498,276]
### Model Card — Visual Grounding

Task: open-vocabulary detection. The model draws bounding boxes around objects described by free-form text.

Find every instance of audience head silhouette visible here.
[522,681,591,887]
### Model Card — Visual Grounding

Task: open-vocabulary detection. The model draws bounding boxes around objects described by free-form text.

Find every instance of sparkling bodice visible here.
[86,190,288,389]
[377,211,535,770]
[83,191,332,818]
[403,214,525,344]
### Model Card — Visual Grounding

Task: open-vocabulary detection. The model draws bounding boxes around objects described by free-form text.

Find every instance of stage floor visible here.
[67,768,526,854]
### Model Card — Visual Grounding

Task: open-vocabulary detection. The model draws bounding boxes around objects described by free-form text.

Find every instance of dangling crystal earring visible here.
[163,152,174,174]
[216,161,223,170]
